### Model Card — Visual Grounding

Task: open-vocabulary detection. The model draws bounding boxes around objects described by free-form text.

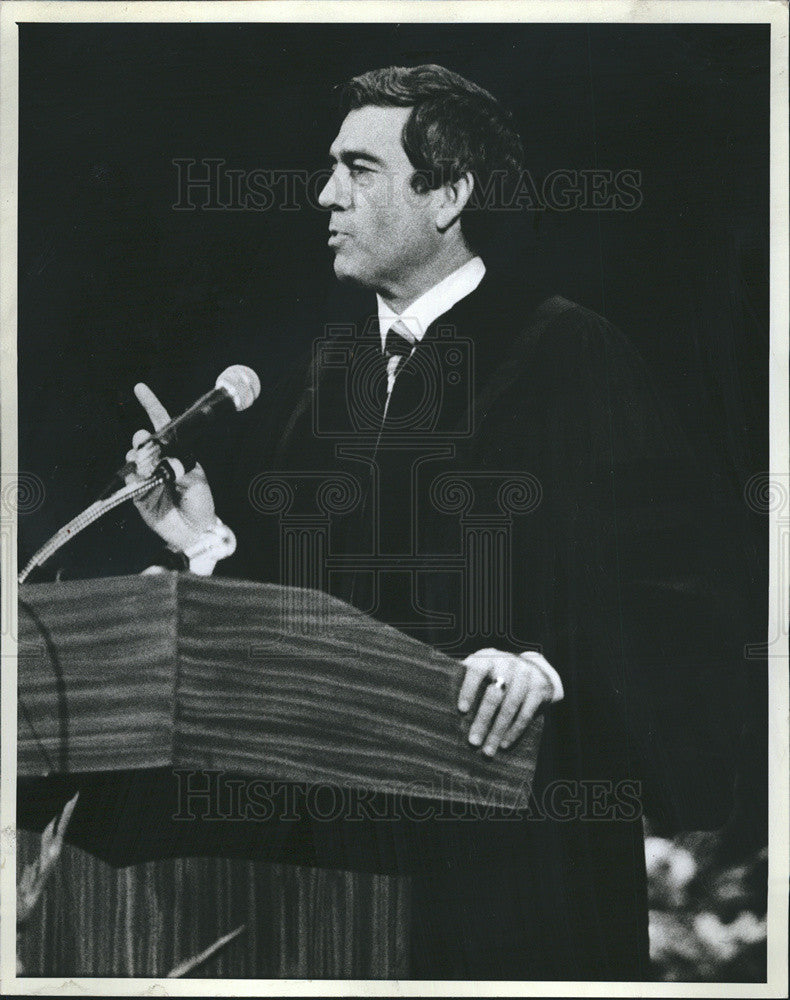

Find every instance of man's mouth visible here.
[328,229,349,248]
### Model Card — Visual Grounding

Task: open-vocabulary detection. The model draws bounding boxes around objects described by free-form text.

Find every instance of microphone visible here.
[115,365,261,481]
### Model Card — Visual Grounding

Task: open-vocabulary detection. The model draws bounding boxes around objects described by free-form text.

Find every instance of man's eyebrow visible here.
[327,148,385,167]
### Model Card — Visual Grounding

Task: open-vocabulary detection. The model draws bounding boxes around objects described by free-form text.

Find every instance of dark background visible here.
[17,22,768,845]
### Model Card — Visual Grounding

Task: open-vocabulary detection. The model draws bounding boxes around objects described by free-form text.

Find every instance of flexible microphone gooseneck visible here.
[19,365,261,584]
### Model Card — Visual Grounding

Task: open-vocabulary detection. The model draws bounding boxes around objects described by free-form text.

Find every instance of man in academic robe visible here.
[127,65,747,980]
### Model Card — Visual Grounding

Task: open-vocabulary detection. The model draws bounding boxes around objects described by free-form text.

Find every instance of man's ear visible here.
[435,171,475,231]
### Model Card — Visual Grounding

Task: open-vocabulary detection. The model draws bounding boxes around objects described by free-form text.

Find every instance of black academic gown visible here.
[217,267,747,979]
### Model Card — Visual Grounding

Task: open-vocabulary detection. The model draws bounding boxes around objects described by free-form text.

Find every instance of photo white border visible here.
[1,2,787,996]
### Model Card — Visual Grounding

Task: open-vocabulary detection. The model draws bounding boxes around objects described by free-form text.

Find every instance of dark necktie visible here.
[344,320,415,610]
[384,321,415,360]
[383,320,415,397]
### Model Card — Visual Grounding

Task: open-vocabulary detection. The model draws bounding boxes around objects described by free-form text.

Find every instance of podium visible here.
[17,574,542,977]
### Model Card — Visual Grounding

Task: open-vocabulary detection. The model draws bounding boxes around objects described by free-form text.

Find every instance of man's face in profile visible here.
[318,105,441,296]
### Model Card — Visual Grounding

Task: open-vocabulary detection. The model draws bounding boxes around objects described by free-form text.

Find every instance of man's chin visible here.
[331,253,374,289]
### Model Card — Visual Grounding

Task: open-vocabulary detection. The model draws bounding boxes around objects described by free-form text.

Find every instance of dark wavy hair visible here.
[337,64,525,255]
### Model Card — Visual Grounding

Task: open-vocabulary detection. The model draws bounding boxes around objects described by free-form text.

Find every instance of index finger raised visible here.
[134,382,172,432]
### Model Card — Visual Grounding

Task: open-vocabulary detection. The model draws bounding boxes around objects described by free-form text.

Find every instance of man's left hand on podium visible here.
[457,649,564,757]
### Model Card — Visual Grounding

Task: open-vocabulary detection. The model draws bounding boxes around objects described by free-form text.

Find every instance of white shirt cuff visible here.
[140,518,237,576]
[183,517,236,575]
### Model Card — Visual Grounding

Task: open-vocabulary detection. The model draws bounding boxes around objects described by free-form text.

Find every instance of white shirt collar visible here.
[376,256,486,352]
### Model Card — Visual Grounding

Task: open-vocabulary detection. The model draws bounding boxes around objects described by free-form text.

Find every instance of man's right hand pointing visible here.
[124,382,218,553]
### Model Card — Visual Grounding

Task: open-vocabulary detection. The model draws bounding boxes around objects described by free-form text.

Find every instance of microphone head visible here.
[215,365,261,412]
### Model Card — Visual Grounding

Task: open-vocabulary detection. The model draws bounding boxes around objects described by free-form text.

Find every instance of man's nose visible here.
[318,169,351,210]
